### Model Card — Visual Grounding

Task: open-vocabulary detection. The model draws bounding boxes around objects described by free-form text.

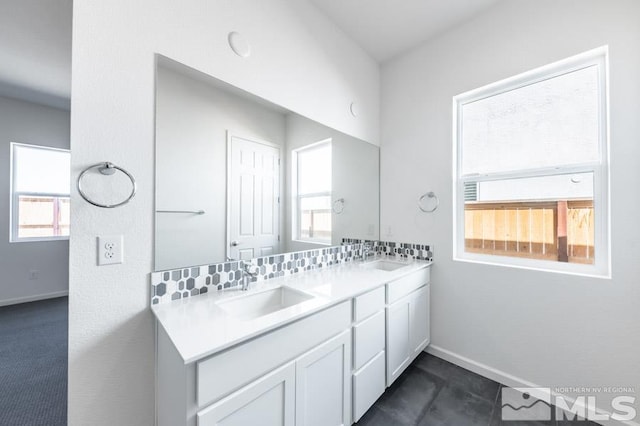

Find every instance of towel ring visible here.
[418,191,439,213]
[332,198,345,214]
[77,162,137,208]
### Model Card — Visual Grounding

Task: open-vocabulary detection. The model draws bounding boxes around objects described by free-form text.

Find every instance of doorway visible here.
[0,1,72,425]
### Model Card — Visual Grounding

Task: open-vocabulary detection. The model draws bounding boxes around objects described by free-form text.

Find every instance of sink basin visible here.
[217,287,315,320]
[361,259,408,272]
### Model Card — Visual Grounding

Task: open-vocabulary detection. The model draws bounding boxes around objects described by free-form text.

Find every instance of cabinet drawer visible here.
[197,301,351,408]
[352,351,385,422]
[353,310,385,370]
[387,267,430,304]
[353,286,385,322]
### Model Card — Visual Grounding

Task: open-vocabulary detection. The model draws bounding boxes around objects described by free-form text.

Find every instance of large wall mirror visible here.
[154,56,379,271]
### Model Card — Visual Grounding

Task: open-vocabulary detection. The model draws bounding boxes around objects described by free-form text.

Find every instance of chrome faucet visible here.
[240,261,259,291]
[362,242,373,261]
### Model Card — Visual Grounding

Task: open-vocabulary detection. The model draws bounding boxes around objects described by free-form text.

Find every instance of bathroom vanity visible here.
[153,259,431,426]
[151,56,432,426]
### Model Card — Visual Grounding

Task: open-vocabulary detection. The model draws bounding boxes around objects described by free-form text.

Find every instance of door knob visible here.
[230,241,240,247]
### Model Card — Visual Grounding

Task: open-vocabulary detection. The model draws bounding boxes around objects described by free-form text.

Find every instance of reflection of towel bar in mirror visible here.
[418,192,439,213]
[157,210,206,215]
[332,198,345,214]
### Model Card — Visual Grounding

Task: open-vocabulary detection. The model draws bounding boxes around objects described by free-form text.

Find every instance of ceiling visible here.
[0,0,499,109]
[309,0,501,63]
[0,0,72,110]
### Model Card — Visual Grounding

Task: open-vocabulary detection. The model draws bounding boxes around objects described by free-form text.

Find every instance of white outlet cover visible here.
[98,235,123,266]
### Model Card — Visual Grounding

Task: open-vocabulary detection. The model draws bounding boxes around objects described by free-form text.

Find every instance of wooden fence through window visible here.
[464,200,594,264]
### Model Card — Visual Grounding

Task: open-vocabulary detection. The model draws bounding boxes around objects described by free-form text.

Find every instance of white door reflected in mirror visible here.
[228,134,281,261]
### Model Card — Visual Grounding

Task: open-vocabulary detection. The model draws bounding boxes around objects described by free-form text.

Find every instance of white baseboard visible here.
[426,344,639,426]
[0,290,68,307]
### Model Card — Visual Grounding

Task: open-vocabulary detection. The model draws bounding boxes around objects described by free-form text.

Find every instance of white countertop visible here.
[151,257,432,364]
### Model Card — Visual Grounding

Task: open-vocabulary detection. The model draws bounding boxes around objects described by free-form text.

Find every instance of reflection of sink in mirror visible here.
[361,260,408,272]
[154,56,380,271]
[217,287,315,320]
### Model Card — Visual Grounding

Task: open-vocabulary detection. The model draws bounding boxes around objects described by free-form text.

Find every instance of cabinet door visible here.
[410,284,430,357]
[386,296,411,386]
[296,330,351,426]
[197,361,295,426]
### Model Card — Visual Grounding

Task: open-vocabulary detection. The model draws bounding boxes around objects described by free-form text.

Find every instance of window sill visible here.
[292,239,332,247]
[453,252,611,280]
[10,236,70,243]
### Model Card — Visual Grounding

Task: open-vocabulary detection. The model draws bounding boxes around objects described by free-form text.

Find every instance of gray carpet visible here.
[0,297,67,426]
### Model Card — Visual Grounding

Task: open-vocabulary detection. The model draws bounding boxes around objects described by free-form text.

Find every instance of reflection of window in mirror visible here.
[293,139,332,244]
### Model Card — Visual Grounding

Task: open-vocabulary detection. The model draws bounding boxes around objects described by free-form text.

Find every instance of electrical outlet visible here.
[98,235,123,266]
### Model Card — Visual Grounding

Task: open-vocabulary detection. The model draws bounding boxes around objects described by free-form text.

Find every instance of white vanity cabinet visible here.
[157,301,351,426]
[350,266,431,421]
[156,264,432,426]
[385,268,431,386]
[198,330,351,426]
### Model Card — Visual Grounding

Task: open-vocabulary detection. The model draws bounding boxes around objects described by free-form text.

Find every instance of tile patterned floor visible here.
[356,352,601,426]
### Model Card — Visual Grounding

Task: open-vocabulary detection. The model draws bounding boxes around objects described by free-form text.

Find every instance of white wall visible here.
[155,64,286,271]
[69,0,379,425]
[380,0,640,419]
[0,95,69,306]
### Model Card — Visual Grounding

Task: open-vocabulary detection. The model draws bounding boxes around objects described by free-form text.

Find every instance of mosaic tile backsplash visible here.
[342,238,433,260]
[150,239,432,305]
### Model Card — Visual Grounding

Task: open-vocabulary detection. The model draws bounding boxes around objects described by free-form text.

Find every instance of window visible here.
[453,47,609,277]
[292,140,332,244]
[10,143,70,242]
